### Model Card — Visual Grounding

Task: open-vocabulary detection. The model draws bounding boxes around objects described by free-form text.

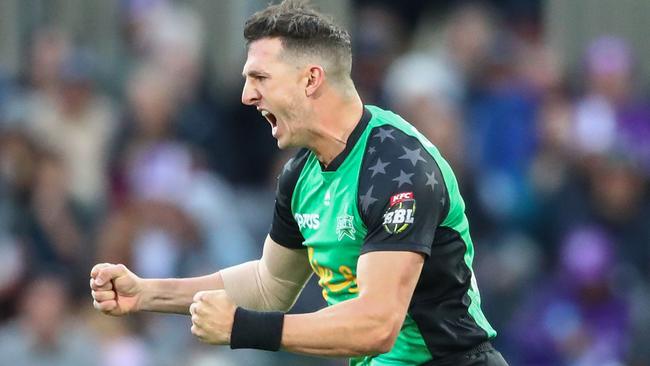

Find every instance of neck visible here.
[308,91,363,167]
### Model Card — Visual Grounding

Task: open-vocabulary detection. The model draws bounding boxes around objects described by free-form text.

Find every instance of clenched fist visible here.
[190,290,237,345]
[90,263,143,316]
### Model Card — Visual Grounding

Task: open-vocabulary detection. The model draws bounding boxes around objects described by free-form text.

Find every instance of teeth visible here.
[261,110,269,117]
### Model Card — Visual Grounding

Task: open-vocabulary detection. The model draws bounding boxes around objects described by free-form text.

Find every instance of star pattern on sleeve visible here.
[360,185,379,213]
[425,171,439,191]
[392,170,414,188]
[368,158,390,177]
[361,125,447,220]
[399,147,427,167]
[372,127,395,143]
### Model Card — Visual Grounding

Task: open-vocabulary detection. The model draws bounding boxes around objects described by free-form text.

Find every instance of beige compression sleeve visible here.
[220,236,313,312]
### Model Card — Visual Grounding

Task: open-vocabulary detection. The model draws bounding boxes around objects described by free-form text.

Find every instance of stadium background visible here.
[1,0,650,365]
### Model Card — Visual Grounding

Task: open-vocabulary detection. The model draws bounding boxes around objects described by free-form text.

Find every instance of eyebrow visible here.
[242,70,270,78]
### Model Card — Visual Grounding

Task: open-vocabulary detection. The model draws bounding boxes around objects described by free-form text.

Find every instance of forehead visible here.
[242,38,286,74]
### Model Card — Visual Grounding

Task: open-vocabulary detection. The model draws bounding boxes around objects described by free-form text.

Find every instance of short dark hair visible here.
[244,0,353,85]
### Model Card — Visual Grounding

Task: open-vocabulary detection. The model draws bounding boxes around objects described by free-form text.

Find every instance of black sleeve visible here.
[358,126,449,256]
[269,149,310,249]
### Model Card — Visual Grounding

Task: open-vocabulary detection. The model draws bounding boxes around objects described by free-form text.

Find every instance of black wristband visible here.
[230,307,284,351]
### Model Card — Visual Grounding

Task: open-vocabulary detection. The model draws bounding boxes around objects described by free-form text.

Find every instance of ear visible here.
[305,65,325,97]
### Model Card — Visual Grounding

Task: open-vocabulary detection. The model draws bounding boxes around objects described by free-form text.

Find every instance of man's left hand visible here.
[190,290,237,345]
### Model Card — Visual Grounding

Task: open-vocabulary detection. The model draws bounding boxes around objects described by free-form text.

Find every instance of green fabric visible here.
[291,105,494,365]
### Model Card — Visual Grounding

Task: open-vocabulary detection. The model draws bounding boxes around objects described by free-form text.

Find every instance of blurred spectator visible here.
[99,64,199,278]
[475,230,543,353]
[26,153,87,283]
[353,4,406,104]
[84,310,152,366]
[530,91,574,197]
[0,129,90,300]
[101,64,256,278]
[465,34,539,229]
[507,226,631,365]
[539,148,650,276]
[25,47,118,224]
[2,134,90,296]
[383,54,466,176]
[528,90,577,257]
[0,273,98,366]
[119,0,228,176]
[515,42,563,95]
[381,3,500,180]
[25,28,71,97]
[585,153,650,276]
[428,2,497,92]
[572,36,650,175]
[444,3,497,84]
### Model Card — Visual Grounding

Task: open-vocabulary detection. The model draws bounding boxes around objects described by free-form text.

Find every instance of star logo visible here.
[368,158,390,178]
[392,170,414,188]
[372,128,395,143]
[360,185,378,212]
[399,147,426,167]
[425,171,439,191]
[336,214,356,241]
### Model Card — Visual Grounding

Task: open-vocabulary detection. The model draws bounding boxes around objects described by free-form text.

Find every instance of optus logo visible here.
[295,213,320,230]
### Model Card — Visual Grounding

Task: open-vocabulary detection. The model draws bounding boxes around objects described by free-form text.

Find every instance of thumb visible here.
[96,264,127,286]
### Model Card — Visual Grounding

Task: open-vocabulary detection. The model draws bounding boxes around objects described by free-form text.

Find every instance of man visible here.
[90,1,509,365]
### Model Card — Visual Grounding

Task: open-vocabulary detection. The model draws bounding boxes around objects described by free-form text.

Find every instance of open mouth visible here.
[261,110,277,128]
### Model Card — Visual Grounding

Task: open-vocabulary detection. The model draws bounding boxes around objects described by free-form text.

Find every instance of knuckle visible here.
[97,291,115,301]
[193,291,203,302]
[92,263,110,274]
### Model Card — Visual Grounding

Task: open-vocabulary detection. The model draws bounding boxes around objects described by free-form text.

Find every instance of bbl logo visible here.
[383,192,415,234]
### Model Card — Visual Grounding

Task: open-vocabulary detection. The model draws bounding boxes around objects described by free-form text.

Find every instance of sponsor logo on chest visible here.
[295,213,320,230]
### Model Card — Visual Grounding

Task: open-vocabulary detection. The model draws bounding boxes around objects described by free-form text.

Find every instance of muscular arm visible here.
[281,250,425,357]
[136,235,310,314]
[138,272,225,314]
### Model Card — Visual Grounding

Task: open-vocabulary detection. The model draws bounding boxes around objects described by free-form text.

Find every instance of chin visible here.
[276,137,300,150]
[276,138,289,150]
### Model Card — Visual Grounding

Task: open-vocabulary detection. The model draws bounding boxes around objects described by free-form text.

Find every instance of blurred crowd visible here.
[1,1,650,365]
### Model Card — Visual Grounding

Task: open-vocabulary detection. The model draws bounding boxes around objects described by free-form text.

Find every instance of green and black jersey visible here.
[270,106,496,365]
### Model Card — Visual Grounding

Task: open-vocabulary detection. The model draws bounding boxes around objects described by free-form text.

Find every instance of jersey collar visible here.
[321,106,372,172]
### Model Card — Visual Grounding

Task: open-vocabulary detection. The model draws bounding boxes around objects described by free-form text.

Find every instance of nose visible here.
[241,79,260,106]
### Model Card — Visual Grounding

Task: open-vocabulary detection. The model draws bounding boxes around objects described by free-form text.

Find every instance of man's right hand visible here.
[90,263,143,316]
